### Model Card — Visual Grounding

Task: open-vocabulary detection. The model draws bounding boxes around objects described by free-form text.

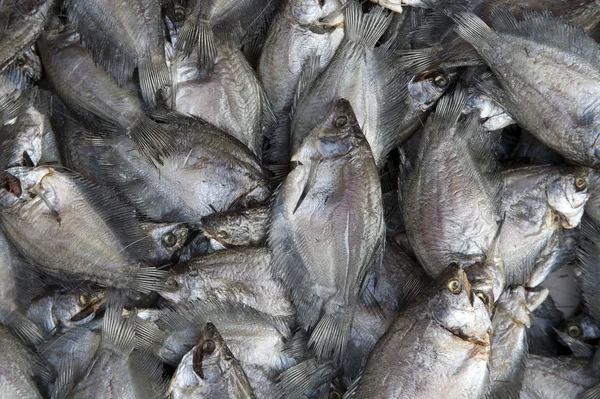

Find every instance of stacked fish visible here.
[1,0,600,397]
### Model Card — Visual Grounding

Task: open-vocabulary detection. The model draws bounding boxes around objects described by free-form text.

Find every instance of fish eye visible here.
[162,232,177,247]
[78,294,89,306]
[475,291,488,305]
[575,177,587,191]
[202,339,216,354]
[166,278,179,290]
[216,230,229,239]
[174,5,185,22]
[334,115,348,128]
[447,279,462,295]
[567,324,582,338]
[434,74,449,88]
[329,391,343,399]
[15,56,26,67]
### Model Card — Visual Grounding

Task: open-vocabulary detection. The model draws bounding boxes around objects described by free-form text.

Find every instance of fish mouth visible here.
[70,295,107,322]
[559,207,585,229]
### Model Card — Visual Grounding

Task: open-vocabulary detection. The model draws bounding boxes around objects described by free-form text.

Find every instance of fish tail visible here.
[101,299,136,353]
[128,117,173,165]
[138,55,171,109]
[130,267,170,294]
[275,358,337,399]
[51,357,74,399]
[345,0,393,48]
[5,311,45,347]
[308,310,353,365]
[175,14,199,57]
[196,19,218,72]
[452,12,498,53]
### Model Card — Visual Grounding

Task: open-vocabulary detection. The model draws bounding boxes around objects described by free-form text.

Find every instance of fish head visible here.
[428,263,491,345]
[292,98,367,164]
[563,314,600,343]
[408,69,457,112]
[546,166,591,228]
[53,289,106,331]
[146,222,190,265]
[14,46,42,82]
[465,263,496,314]
[200,213,250,247]
[287,0,344,27]
[1,166,55,203]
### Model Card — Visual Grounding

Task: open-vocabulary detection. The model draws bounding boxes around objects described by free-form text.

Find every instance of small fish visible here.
[199,206,269,247]
[351,263,491,399]
[63,0,171,108]
[168,322,255,399]
[270,98,384,364]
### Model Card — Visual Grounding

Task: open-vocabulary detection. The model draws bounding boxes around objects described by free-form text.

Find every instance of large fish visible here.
[452,11,600,166]
[351,263,491,399]
[257,0,345,164]
[270,98,384,364]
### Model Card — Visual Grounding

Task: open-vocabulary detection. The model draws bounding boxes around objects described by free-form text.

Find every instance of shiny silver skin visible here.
[0,165,162,292]
[488,287,548,398]
[162,247,294,321]
[200,206,269,247]
[142,222,190,266]
[1,104,44,168]
[257,0,344,163]
[454,12,600,166]
[0,325,48,398]
[169,322,255,399]
[269,98,384,364]
[404,90,500,277]
[58,113,271,223]
[355,264,491,399]
[520,355,599,398]
[498,165,590,285]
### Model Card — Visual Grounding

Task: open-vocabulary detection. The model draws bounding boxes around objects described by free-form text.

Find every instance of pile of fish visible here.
[2,0,600,397]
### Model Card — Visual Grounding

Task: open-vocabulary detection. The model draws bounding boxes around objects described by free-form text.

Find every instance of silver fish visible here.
[168,322,255,399]
[352,263,491,399]
[0,165,167,293]
[270,98,384,364]
[162,247,294,321]
[37,28,172,164]
[499,164,590,286]
[257,0,345,164]
[142,222,190,267]
[453,12,600,166]
[404,88,501,277]
[63,0,170,108]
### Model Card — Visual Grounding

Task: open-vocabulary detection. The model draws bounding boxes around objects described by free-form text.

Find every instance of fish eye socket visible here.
[166,278,179,289]
[434,74,449,88]
[15,56,26,67]
[334,115,348,128]
[575,177,587,191]
[202,339,216,354]
[78,294,89,306]
[216,230,229,239]
[329,391,342,399]
[162,232,177,247]
[174,6,185,22]
[567,324,582,338]
[475,291,488,304]
[447,279,462,295]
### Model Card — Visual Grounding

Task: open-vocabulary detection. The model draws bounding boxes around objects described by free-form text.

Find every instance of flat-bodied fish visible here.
[270,98,384,364]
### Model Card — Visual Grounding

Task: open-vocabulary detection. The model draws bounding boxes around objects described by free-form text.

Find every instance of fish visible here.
[498,164,590,286]
[527,294,563,357]
[576,217,600,326]
[487,286,548,398]
[168,322,255,399]
[175,0,276,72]
[161,247,295,321]
[0,324,53,398]
[63,0,171,108]
[0,165,168,293]
[403,88,501,277]
[452,11,600,166]
[37,28,172,164]
[168,24,272,157]
[350,263,491,399]
[257,0,345,164]
[269,98,385,364]
[290,1,408,168]
[56,301,167,399]
[142,222,190,267]
[55,107,271,223]
[199,206,269,247]
[519,355,599,399]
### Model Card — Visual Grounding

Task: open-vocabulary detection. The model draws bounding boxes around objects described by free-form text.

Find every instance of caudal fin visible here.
[128,117,174,165]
